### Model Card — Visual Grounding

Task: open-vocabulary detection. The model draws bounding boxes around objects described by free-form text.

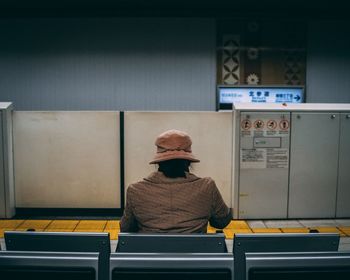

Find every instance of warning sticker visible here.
[241,148,289,169]
[241,116,290,137]
[241,149,266,169]
[241,119,252,130]
[240,114,290,170]
[254,120,264,130]
[266,148,289,168]
[279,119,289,130]
[267,120,277,130]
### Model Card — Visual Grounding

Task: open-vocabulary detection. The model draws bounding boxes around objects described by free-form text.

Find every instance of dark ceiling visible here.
[0,0,348,18]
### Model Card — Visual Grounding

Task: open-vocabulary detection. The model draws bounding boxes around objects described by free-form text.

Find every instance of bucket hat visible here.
[149,129,200,164]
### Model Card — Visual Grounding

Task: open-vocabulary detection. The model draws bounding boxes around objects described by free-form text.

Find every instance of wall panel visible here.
[124,112,233,206]
[307,20,350,102]
[0,18,216,111]
[13,111,120,208]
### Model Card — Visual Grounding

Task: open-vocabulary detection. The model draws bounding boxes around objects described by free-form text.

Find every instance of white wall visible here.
[124,112,233,206]
[13,111,121,208]
[13,111,233,209]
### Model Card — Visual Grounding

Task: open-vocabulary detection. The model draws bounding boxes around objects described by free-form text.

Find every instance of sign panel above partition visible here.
[217,86,304,110]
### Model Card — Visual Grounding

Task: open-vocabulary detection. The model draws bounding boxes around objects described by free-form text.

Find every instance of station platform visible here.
[1,219,350,252]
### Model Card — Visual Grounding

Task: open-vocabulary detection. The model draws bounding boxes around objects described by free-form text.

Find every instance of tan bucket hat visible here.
[149,129,200,164]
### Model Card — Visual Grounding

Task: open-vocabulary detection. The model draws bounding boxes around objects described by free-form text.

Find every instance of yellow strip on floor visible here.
[281,228,309,233]
[74,220,107,232]
[104,229,120,240]
[45,220,79,231]
[225,220,250,230]
[1,219,350,240]
[312,227,346,237]
[15,220,52,231]
[105,221,120,230]
[223,229,253,239]
[0,220,24,228]
[252,228,282,233]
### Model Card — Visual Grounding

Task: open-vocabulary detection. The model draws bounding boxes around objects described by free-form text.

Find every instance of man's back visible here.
[120,171,231,233]
[120,130,232,233]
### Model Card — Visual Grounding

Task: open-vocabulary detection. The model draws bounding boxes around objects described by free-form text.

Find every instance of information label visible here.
[219,87,303,104]
[241,148,289,169]
[266,148,289,168]
[240,113,290,169]
[241,149,266,169]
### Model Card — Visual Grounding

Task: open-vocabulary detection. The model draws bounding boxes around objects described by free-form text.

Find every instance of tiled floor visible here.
[1,219,350,251]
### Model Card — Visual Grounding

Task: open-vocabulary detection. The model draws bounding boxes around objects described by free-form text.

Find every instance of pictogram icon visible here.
[254,119,264,130]
[241,119,252,130]
[279,119,290,130]
[267,120,277,130]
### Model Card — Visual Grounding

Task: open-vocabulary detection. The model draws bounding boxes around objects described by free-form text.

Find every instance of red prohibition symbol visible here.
[254,120,264,130]
[279,119,290,130]
[267,120,277,130]
[241,119,252,130]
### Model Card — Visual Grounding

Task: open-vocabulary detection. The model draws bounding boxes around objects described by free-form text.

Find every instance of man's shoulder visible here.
[186,172,215,183]
[198,176,216,185]
[127,180,149,191]
[190,176,217,192]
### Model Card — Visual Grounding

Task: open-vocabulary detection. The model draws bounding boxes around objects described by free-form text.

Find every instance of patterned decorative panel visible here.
[244,21,261,85]
[246,73,260,84]
[222,35,240,85]
[284,50,304,85]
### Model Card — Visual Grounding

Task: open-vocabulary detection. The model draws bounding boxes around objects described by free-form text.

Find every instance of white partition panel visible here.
[124,112,233,206]
[13,111,120,208]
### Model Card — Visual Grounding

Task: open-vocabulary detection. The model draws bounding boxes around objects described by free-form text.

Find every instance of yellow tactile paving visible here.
[74,229,105,232]
[339,227,350,237]
[311,227,345,236]
[44,229,74,232]
[281,228,310,233]
[0,220,24,228]
[207,224,217,232]
[45,220,79,231]
[207,227,217,233]
[15,220,52,231]
[252,228,282,233]
[74,220,107,231]
[223,229,234,239]
[105,221,120,230]
[225,220,250,229]
[0,220,25,237]
[223,228,253,239]
[104,229,120,240]
[207,220,250,233]
[2,219,350,240]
